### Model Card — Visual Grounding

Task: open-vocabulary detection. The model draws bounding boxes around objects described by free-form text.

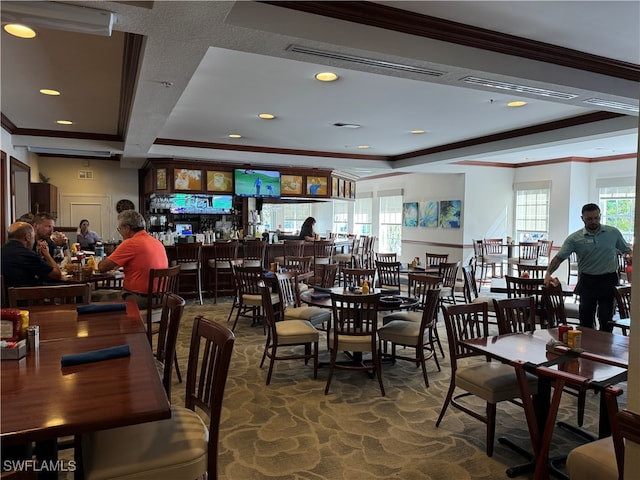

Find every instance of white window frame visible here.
[513,181,550,242]
[354,195,372,236]
[597,177,635,244]
[378,190,403,255]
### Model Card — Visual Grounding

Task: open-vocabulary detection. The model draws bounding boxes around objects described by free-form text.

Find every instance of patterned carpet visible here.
[168,296,625,480]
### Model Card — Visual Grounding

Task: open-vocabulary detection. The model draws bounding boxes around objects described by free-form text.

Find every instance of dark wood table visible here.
[461,328,628,478]
[1,302,169,478]
[26,301,146,341]
[300,286,419,311]
[490,278,573,295]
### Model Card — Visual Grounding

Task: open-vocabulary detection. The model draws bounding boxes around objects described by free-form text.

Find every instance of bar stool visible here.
[273,239,305,266]
[208,241,239,303]
[173,242,203,305]
[242,240,266,268]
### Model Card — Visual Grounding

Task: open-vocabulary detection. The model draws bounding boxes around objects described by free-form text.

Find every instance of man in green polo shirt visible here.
[544,203,632,331]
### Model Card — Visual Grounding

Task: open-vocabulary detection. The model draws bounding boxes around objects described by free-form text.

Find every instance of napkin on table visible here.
[312,286,333,293]
[310,293,331,300]
[61,344,131,367]
[77,303,127,314]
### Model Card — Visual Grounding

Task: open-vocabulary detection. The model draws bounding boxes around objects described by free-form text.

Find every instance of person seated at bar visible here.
[77,218,100,251]
[97,210,168,309]
[299,216,317,241]
[1,221,62,287]
[32,212,67,257]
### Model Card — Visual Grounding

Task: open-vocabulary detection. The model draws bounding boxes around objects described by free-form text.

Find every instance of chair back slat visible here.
[145,265,181,345]
[425,252,449,267]
[541,283,567,328]
[441,302,489,366]
[155,293,186,397]
[187,316,235,479]
[375,260,402,291]
[614,285,631,319]
[342,268,375,289]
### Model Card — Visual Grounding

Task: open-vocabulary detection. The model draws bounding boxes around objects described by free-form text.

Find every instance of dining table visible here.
[1,300,170,479]
[461,327,628,478]
[489,277,574,295]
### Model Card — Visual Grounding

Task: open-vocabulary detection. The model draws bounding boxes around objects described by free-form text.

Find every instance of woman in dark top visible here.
[299,217,316,241]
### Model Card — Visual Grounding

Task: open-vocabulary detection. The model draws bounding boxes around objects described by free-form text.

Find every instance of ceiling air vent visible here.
[462,76,578,100]
[27,146,113,158]
[583,98,639,113]
[287,45,446,77]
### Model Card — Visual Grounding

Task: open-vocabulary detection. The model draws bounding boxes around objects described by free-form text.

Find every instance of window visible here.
[333,201,349,234]
[514,182,550,242]
[378,194,402,254]
[354,197,372,236]
[598,182,635,243]
[261,203,311,234]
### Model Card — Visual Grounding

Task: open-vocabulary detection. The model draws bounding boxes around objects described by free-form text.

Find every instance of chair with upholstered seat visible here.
[342,267,376,291]
[276,271,331,329]
[460,264,497,324]
[375,260,402,294]
[482,238,507,279]
[507,242,539,274]
[325,292,384,396]
[612,285,631,335]
[8,283,92,307]
[208,241,239,303]
[382,273,444,362]
[80,316,234,480]
[438,261,460,304]
[312,239,335,266]
[231,265,277,331]
[173,242,203,305]
[378,288,441,389]
[259,283,319,385]
[242,240,266,268]
[334,236,360,284]
[273,239,305,266]
[436,302,537,457]
[493,296,536,334]
[567,251,579,284]
[537,239,553,264]
[425,252,448,269]
[313,263,338,288]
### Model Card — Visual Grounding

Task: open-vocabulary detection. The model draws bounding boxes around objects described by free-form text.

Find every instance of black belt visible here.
[579,272,617,278]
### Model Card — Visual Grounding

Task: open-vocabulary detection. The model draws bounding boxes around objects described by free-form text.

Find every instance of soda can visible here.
[27,325,39,352]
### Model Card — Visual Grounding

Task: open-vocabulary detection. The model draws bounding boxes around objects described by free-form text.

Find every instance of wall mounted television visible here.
[169,194,233,214]
[234,169,281,198]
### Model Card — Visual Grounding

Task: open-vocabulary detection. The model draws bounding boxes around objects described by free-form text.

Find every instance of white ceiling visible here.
[1,1,638,179]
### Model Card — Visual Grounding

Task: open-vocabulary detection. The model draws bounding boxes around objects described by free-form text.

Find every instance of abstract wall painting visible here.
[403,202,419,227]
[419,201,438,227]
[439,200,462,228]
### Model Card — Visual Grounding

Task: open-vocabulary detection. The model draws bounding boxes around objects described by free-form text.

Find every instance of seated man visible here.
[1,221,62,287]
[32,212,67,257]
[98,210,168,309]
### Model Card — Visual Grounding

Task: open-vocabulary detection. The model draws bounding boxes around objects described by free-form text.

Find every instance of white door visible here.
[60,194,112,240]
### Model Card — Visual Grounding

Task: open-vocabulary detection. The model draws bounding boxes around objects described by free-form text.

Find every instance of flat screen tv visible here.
[174,223,193,235]
[234,169,281,198]
[169,194,233,214]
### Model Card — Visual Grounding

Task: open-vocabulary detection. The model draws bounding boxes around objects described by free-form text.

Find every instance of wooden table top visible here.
[1,304,169,446]
[26,301,145,341]
[489,278,573,295]
[461,328,628,380]
[300,287,419,311]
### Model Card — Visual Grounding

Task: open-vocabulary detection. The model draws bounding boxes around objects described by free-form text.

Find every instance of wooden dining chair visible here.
[492,296,537,334]
[154,292,186,398]
[273,239,305,266]
[375,260,402,294]
[259,283,319,385]
[438,261,460,304]
[460,264,497,324]
[8,283,92,307]
[537,239,553,264]
[342,267,376,290]
[436,302,537,457]
[612,285,631,335]
[81,316,235,480]
[383,273,445,361]
[326,292,384,396]
[275,271,331,329]
[378,288,441,389]
[313,263,338,288]
[231,265,278,331]
[375,252,397,262]
[507,241,539,272]
[425,252,449,268]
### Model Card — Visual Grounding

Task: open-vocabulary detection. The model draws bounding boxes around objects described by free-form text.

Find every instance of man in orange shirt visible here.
[98,210,168,309]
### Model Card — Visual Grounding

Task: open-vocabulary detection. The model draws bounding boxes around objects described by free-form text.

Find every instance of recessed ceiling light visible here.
[410,130,425,134]
[56,120,73,125]
[357,145,370,149]
[228,134,242,139]
[4,24,36,38]
[40,89,61,96]
[315,72,338,82]
[258,113,275,119]
[507,101,527,107]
